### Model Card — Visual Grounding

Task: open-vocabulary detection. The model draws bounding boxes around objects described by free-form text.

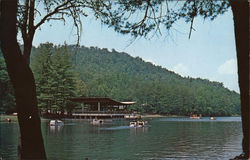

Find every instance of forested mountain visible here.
[68,45,240,116]
[0,44,240,116]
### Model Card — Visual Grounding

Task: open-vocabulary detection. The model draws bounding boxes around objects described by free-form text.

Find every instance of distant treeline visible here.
[0,43,241,116]
[0,55,15,113]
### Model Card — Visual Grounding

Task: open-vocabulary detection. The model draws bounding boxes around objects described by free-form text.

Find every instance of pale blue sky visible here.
[28,8,239,92]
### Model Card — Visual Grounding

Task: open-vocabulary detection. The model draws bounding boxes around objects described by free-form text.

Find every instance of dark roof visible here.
[69,97,136,106]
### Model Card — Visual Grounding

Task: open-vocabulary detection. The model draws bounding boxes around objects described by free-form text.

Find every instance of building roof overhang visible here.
[69,97,136,106]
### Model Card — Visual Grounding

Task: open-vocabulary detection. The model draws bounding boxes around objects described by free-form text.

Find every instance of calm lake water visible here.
[0,117,242,160]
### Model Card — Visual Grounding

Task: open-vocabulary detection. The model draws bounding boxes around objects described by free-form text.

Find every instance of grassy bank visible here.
[0,115,18,122]
[140,114,187,118]
[0,115,48,122]
[140,114,165,118]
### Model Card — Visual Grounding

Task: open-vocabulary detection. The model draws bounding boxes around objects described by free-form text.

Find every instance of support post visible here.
[81,103,84,113]
[98,102,101,112]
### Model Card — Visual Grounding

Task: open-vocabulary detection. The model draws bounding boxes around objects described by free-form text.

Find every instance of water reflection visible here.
[130,126,149,135]
[49,125,63,133]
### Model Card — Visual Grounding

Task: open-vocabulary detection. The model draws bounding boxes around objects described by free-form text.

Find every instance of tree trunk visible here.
[23,38,34,65]
[0,1,47,159]
[230,0,249,158]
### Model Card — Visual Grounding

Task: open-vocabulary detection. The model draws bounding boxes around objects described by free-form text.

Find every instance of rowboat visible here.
[129,120,147,127]
[92,119,104,125]
[49,119,64,126]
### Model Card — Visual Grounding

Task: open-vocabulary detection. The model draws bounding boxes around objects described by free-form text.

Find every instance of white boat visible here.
[49,120,64,126]
[210,117,216,120]
[129,121,137,127]
[129,120,147,127]
[190,114,202,119]
[92,119,104,125]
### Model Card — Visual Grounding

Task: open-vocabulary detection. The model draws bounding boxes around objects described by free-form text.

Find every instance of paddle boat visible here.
[129,120,147,127]
[92,119,104,125]
[49,119,64,126]
[129,121,137,127]
[190,114,202,119]
[210,117,216,120]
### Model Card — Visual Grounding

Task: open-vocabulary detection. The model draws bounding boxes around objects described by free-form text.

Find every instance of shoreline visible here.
[140,114,186,118]
[0,115,48,122]
[0,114,241,122]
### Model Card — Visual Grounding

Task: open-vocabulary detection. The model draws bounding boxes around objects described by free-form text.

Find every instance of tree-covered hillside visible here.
[69,45,240,116]
[0,44,240,116]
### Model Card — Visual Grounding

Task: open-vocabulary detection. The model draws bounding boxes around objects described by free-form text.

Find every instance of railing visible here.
[73,111,132,114]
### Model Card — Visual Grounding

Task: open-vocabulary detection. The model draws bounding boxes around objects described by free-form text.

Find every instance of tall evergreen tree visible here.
[31,43,76,114]
[31,43,54,112]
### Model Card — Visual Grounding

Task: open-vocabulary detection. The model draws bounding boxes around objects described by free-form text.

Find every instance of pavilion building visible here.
[69,97,136,119]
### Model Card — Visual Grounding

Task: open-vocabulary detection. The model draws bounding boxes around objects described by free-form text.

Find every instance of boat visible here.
[137,120,146,127]
[210,117,216,120]
[129,121,137,127]
[129,120,147,127]
[49,119,64,126]
[92,119,104,125]
[190,114,202,119]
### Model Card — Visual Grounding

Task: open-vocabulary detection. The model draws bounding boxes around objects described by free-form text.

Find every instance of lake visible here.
[0,117,242,160]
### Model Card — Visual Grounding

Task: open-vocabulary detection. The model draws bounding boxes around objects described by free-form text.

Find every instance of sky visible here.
[28,7,239,93]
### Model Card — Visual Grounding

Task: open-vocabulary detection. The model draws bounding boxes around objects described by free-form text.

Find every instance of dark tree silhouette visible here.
[229,1,249,158]
[0,1,46,159]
